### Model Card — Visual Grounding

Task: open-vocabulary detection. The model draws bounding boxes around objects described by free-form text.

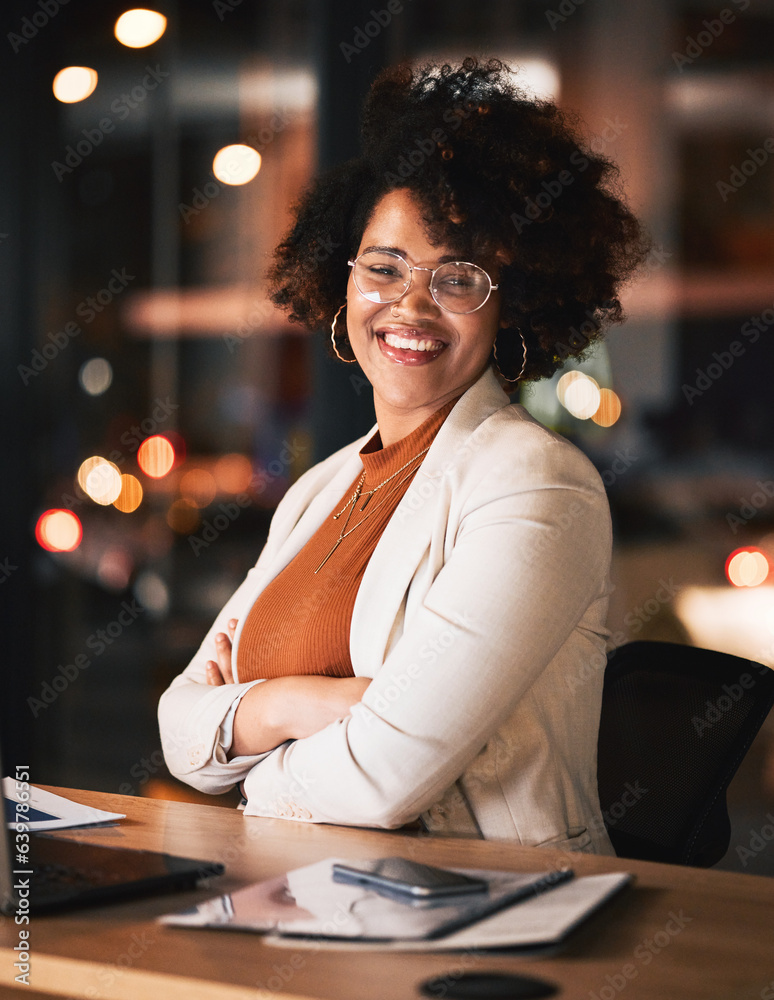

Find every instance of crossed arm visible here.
[205,619,371,757]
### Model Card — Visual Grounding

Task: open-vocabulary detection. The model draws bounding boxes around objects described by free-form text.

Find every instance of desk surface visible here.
[2,787,773,1000]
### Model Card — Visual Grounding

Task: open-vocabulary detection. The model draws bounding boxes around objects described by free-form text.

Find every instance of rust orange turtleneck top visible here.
[236,399,457,681]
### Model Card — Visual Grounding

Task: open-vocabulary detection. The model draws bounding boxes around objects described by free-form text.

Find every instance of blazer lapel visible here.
[350,369,511,676]
[267,444,371,577]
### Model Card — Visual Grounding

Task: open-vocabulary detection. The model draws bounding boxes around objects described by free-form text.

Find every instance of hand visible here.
[230,675,372,757]
[206,619,237,685]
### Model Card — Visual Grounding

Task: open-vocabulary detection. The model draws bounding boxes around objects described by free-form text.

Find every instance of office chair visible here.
[597,640,774,867]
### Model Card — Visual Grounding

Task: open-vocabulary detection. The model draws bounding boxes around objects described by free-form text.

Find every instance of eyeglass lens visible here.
[352,251,493,314]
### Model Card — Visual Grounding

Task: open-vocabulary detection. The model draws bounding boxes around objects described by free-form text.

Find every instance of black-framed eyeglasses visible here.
[348,250,498,315]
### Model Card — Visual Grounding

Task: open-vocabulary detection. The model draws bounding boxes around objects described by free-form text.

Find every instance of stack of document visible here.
[161,858,631,950]
[2,780,124,832]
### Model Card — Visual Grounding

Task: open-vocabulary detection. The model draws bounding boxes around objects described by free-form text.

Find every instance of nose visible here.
[394,266,440,317]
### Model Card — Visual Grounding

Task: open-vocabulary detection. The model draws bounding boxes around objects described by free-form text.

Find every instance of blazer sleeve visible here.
[157,433,371,792]
[240,431,611,828]
[157,474,313,790]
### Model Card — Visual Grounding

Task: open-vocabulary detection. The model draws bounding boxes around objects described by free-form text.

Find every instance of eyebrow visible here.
[360,245,459,264]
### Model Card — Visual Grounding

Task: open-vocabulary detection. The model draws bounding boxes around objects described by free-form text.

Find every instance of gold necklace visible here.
[314,446,430,574]
[331,446,431,519]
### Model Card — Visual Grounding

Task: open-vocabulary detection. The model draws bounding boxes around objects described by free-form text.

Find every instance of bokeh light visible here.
[114,9,167,47]
[592,388,622,427]
[79,357,113,396]
[35,509,82,552]
[180,469,217,508]
[557,371,601,420]
[113,474,144,513]
[166,499,200,534]
[77,456,122,505]
[726,548,770,588]
[97,548,133,590]
[53,67,98,103]
[214,453,253,493]
[212,145,262,186]
[134,570,169,618]
[138,435,175,478]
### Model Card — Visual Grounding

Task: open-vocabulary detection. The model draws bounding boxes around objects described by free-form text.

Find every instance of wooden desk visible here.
[2,788,773,1000]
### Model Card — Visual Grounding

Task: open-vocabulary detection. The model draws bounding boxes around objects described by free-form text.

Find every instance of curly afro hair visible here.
[268,57,649,382]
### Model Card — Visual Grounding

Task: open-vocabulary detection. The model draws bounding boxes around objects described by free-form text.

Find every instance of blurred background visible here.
[1,0,773,873]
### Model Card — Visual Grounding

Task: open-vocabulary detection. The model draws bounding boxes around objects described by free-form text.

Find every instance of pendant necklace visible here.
[314,446,430,574]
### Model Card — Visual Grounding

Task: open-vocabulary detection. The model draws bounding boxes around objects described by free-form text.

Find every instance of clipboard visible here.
[161,858,577,942]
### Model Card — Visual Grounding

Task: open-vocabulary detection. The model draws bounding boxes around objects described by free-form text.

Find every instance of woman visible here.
[159,59,647,852]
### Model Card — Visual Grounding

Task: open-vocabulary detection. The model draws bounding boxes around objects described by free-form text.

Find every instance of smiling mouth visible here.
[380,331,446,353]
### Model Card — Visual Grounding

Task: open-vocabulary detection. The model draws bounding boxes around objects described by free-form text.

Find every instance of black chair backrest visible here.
[598,641,774,867]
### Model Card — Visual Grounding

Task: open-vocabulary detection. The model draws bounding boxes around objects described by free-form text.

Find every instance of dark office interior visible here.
[2,0,774,882]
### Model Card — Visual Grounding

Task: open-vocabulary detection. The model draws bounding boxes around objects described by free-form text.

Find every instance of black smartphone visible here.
[331,858,489,898]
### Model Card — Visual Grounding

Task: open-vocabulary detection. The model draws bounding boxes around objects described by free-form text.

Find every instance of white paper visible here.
[3,780,125,831]
[263,871,632,951]
[161,856,631,951]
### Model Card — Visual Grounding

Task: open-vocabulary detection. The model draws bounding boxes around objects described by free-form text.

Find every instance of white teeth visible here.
[383,332,444,352]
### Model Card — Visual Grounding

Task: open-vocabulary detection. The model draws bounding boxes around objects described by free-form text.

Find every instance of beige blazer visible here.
[159,368,614,854]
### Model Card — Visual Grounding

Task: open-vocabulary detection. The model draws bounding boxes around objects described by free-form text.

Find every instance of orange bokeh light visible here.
[138,435,175,478]
[113,474,144,513]
[180,469,217,508]
[592,388,623,427]
[166,499,200,534]
[726,547,770,588]
[35,509,82,552]
[213,453,252,493]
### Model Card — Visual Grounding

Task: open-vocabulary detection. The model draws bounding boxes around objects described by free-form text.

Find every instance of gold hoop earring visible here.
[492,328,527,386]
[330,303,356,364]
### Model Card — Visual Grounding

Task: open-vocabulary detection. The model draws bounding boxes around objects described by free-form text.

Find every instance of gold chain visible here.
[314,447,430,574]
[332,445,431,520]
